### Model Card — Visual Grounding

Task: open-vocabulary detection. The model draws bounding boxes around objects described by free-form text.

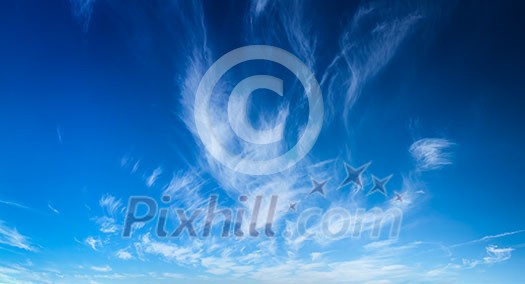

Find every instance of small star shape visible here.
[367,174,393,196]
[394,192,403,202]
[289,202,297,212]
[339,161,371,190]
[309,179,327,197]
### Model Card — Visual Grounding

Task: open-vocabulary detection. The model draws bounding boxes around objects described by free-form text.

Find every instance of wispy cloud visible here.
[461,245,515,269]
[0,200,32,211]
[47,203,60,214]
[56,126,63,144]
[425,228,524,274]
[99,194,123,216]
[410,138,455,171]
[249,0,317,69]
[479,230,525,242]
[85,236,102,251]
[96,194,123,234]
[249,0,271,18]
[322,2,423,123]
[121,155,140,174]
[116,249,133,260]
[134,233,202,264]
[95,216,118,234]
[90,265,112,272]
[162,170,207,209]
[146,167,162,188]
[69,0,96,32]
[0,221,35,252]
[452,229,525,248]
[483,245,514,264]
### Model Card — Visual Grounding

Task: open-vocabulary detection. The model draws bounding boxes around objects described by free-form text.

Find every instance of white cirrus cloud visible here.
[146,167,162,188]
[69,0,96,32]
[0,221,35,252]
[47,203,60,215]
[99,194,123,216]
[121,155,141,174]
[409,138,455,171]
[483,245,514,264]
[134,233,202,264]
[0,200,33,211]
[116,249,133,260]
[90,265,112,272]
[85,236,102,251]
[95,194,124,234]
[452,229,525,248]
[322,2,423,123]
[95,216,118,234]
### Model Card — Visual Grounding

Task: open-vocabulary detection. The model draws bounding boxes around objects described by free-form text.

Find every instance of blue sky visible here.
[1,0,525,283]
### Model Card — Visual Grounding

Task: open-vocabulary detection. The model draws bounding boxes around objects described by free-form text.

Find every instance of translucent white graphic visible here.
[228,75,284,145]
[194,45,324,175]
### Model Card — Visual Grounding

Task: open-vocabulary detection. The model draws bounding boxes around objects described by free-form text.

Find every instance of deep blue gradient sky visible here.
[1,1,525,283]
